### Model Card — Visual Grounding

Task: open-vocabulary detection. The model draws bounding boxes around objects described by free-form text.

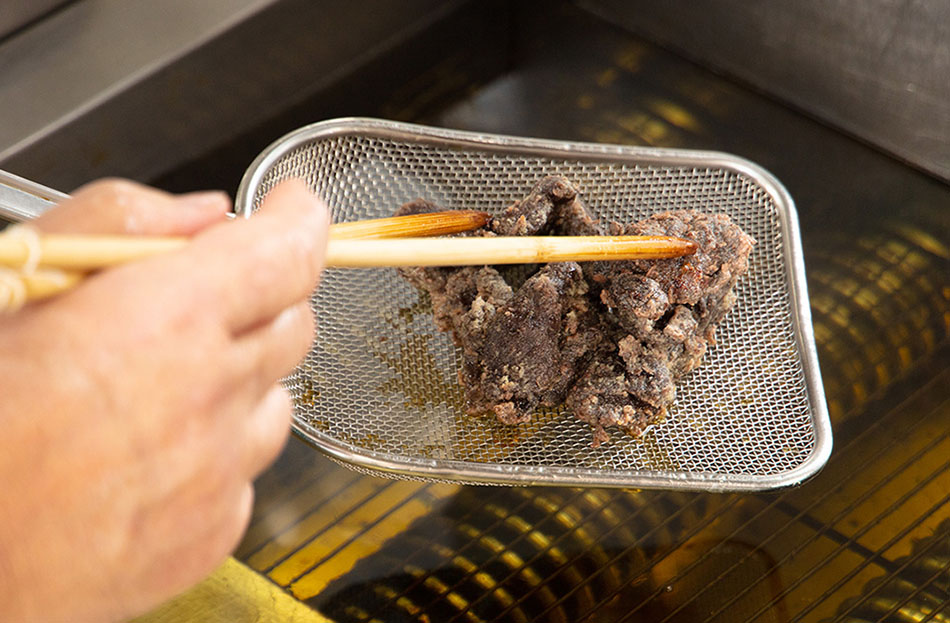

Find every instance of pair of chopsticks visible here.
[0,210,696,309]
[333,211,696,264]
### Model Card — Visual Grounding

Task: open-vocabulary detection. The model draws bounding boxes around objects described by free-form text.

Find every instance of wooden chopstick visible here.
[329,210,489,239]
[326,235,697,267]
[0,268,85,311]
[0,233,696,272]
[0,233,697,271]
[0,234,186,270]
[0,210,697,309]
[0,209,490,309]
[0,210,491,269]
[20,269,84,298]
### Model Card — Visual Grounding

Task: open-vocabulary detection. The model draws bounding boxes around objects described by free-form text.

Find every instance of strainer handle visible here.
[0,171,239,225]
[0,169,67,223]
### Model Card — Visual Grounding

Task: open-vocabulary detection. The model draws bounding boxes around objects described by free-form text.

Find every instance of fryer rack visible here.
[235,117,831,490]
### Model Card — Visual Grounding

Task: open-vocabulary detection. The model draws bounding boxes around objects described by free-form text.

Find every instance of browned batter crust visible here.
[397,176,754,445]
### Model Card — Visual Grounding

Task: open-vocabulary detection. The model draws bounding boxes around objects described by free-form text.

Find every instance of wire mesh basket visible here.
[235,117,831,491]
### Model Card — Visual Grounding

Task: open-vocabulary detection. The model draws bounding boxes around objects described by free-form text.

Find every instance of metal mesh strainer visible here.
[235,118,831,491]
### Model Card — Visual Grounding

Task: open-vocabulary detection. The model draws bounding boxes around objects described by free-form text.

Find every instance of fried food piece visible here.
[463,262,601,424]
[489,176,599,236]
[571,210,755,443]
[396,177,754,444]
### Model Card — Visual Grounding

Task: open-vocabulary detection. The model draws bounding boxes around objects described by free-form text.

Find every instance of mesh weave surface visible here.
[249,130,817,486]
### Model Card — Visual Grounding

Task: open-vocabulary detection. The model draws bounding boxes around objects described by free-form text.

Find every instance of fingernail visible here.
[295,186,330,232]
[178,190,232,212]
[273,301,304,329]
[312,196,331,228]
[310,197,331,255]
[273,302,316,346]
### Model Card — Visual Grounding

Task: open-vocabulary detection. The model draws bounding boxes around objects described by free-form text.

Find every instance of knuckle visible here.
[72,178,160,233]
[246,232,319,313]
[182,374,230,423]
[268,385,294,425]
[217,483,255,555]
[269,304,314,378]
[253,387,293,464]
[38,178,174,237]
[187,483,252,576]
[77,178,143,205]
[293,312,316,363]
[289,302,316,343]
[284,230,320,290]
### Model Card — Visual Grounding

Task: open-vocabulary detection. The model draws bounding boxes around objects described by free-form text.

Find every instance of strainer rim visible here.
[238,117,832,491]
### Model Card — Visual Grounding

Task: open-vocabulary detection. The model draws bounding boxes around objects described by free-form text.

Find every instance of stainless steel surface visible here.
[0,0,275,183]
[0,0,72,40]
[0,169,66,223]
[582,0,950,182]
[0,0,454,190]
[235,117,831,491]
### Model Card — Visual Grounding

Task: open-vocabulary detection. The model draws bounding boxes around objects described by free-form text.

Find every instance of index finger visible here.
[33,178,230,236]
[181,180,330,335]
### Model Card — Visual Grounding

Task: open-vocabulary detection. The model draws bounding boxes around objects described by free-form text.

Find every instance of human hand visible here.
[0,178,328,622]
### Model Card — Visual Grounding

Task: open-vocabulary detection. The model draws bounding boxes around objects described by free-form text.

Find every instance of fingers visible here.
[242,385,294,479]
[34,178,230,236]
[35,177,327,336]
[231,300,314,394]
[2,177,323,622]
[183,179,330,334]
[229,301,312,477]
[34,178,322,498]
[126,481,255,620]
